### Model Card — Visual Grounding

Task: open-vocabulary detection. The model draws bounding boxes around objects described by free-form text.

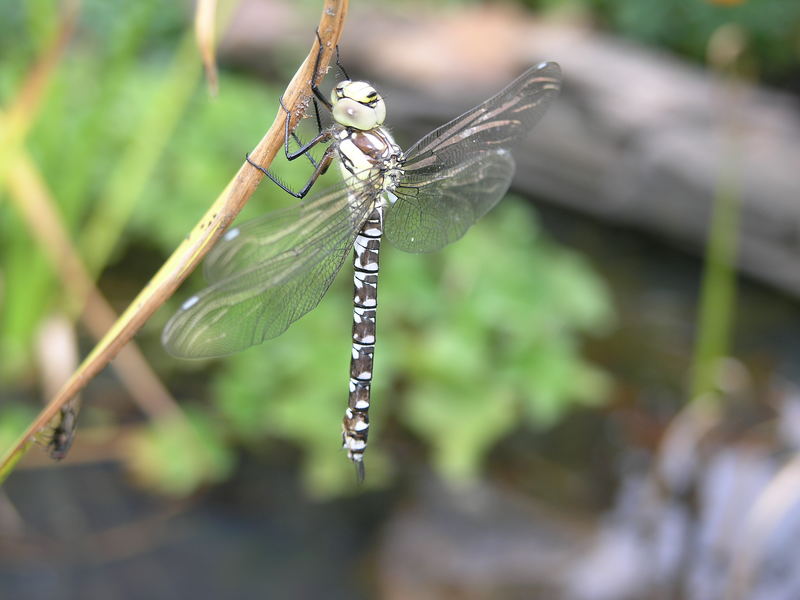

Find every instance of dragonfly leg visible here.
[284,129,331,161]
[276,96,314,167]
[311,29,333,110]
[252,30,338,195]
[277,94,332,161]
[290,131,318,168]
[246,146,334,199]
[309,31,351,104]
[310,95,324,139]
[276,97,321,168]
[335,44,350,80]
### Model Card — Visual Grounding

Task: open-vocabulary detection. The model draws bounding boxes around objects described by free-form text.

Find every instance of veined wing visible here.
[401,62,561,173]
[162,177,379,358]
[385,62,561,253]
[387,149,515,252]
[202,176,373,282]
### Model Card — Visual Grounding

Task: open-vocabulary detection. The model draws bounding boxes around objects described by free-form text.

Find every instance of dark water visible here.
[1,458,392,600]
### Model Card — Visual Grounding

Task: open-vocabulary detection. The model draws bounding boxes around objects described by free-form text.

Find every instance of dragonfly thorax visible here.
[331,80,386,130]
[335,127,403,193]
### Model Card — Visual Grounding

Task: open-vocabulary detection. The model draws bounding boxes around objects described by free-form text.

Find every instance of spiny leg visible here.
[246,33,334,197]
[276,95,331,161]
[310,29,333,110]
[275,29,331,163]
[246,145,334,199]
[288,95,323,168]
[335,43,350,81]
[291,131,319,168]
[284,79,325,167]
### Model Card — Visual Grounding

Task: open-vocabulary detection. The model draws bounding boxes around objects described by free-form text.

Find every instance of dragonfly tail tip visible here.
[354,459,366,484]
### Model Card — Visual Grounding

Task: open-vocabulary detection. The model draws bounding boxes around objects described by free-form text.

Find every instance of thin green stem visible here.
[690,102,742,402]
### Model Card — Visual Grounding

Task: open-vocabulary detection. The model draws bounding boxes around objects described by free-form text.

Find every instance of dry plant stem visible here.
[0,0,78,186]
[7,153,182,421]
[195,0,220,95]
[1,0,180,427]
[0,0,349,480]
[4,0,78,132]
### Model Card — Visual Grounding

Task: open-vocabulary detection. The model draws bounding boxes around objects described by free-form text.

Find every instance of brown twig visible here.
[7,0,79,124]
[195,0,220,96]
[0,0,183,443]
[7,153,184,422]
[0,0,349,481]
[0,0,78,184]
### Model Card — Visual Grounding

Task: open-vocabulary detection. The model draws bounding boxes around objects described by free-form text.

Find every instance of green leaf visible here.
[124,408,235,496]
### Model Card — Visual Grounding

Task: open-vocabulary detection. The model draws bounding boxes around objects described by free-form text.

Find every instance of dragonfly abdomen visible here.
[343,204,384,479]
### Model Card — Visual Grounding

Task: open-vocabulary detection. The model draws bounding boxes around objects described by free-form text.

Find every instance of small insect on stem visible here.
[44,401,80,460]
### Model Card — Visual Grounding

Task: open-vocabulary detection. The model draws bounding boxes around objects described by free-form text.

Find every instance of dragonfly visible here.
[162,48,562,480]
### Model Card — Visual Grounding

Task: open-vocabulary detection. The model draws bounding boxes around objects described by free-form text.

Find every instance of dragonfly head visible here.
[331,80,386,130]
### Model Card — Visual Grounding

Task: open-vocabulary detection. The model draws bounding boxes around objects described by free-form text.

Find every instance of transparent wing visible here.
[202,179,368,283]
[162,178,378,359]
[387,149,515,252]
[385,62,561,253]
[401,62,561,173]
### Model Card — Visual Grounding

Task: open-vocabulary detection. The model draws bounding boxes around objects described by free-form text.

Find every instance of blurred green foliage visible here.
[0,404,38,457]
[0,0,190,377]
[124,407,237,496]
[0,0,615,497]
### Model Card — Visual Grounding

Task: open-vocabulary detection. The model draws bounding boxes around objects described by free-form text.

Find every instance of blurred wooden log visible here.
[222,2,800,297]
[375,476,591,599]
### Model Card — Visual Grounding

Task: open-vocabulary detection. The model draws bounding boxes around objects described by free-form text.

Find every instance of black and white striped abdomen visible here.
[342,204,383,477]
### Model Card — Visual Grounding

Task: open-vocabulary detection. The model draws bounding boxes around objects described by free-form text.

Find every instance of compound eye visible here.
[330,82,386,129]
[331,81,351,105]
[333,99,380,130]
